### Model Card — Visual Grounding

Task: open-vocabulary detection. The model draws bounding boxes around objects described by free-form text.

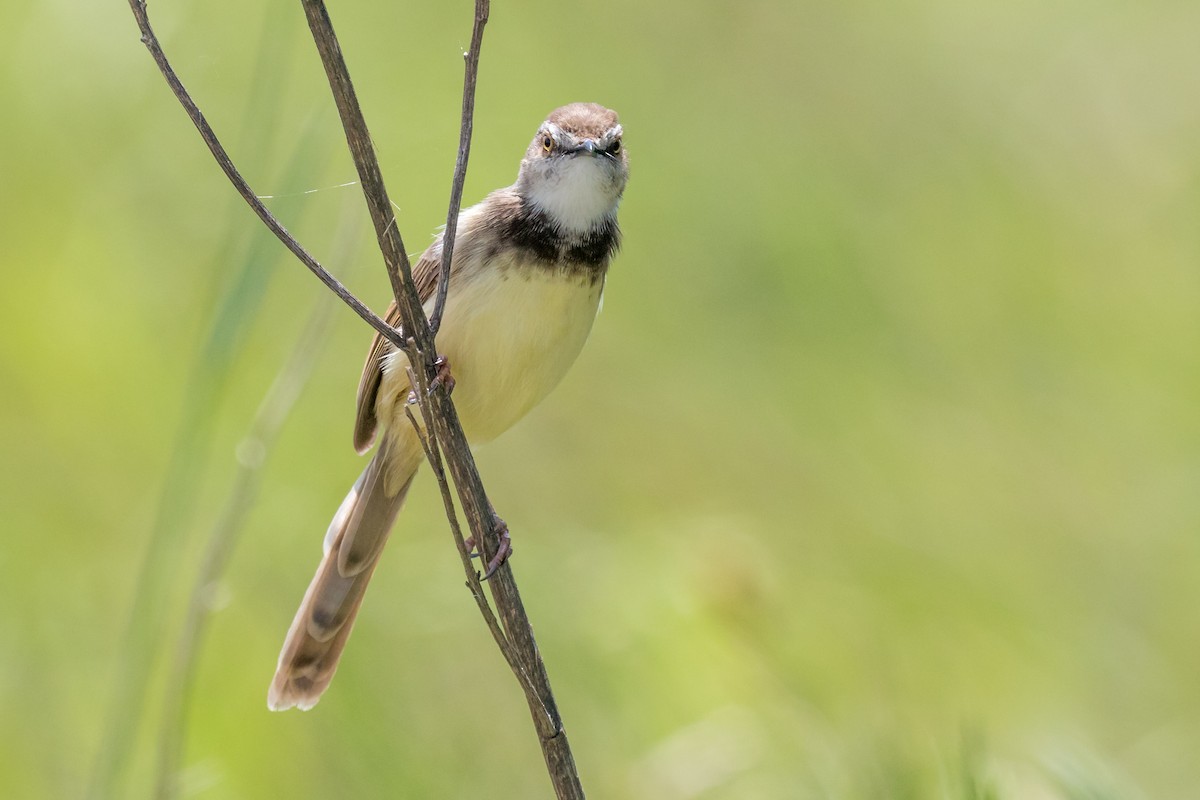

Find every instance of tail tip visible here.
[267,678,321,712]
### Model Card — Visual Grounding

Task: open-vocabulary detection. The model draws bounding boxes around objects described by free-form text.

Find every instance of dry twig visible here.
[430,0,489,333]
[125,0,404,349]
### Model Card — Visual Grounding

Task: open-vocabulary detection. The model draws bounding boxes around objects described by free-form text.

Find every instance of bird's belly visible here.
[389,268,603,444]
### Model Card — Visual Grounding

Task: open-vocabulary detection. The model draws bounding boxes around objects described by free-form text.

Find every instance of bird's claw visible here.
[465,514,512,581]
[429,354,455,396]
[406,355,455,406]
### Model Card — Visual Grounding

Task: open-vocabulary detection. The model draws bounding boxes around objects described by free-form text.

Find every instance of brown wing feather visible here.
[352,245,445,454]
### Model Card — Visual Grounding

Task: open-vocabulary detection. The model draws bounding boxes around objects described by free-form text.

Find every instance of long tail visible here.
[268,437,417,711]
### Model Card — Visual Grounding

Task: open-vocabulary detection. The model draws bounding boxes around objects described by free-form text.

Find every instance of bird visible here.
[268,102,629,711]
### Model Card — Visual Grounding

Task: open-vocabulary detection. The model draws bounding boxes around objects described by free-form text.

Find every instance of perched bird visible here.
[269,103,629,711]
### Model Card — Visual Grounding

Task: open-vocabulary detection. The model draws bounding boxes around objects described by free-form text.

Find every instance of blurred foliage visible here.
[2,0,1199,797]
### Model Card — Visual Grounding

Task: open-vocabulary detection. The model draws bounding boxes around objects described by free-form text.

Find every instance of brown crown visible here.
[544,103,620,137]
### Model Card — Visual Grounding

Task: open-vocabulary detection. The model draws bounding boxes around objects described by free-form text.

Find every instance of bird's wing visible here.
[352,245,444,454]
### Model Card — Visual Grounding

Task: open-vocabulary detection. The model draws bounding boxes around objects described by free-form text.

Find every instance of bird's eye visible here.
[542,135,553,153]
[608,139,621,155]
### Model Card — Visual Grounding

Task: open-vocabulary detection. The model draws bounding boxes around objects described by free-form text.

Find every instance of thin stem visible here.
[299,0,420,327]
[430,0,490,334]
[124,0,404,349]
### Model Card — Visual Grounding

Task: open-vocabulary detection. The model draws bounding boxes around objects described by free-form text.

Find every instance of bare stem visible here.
[430,0,490,333]
[298,0,418,312]
[124,0,403,349]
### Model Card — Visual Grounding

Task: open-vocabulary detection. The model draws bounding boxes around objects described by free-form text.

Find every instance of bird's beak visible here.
[577,140,598,155]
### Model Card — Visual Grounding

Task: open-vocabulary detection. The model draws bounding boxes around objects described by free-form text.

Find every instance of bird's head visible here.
[516,103,628,233]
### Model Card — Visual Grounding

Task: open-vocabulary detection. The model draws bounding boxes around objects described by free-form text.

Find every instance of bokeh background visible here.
[3,0,1199,797]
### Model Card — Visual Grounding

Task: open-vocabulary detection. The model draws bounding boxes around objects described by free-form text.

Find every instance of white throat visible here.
[525,156,619,233]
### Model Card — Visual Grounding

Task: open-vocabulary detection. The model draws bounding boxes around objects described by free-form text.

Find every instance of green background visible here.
[3,0,1198,797]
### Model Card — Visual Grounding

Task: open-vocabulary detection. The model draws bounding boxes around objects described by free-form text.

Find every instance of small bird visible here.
[268,103,629,711]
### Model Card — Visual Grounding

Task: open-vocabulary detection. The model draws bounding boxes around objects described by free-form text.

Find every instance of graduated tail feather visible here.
[268,436,417,711]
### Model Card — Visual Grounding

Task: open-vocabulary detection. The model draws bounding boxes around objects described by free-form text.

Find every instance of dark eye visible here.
[608,139,621,155]
[542,135,553,152]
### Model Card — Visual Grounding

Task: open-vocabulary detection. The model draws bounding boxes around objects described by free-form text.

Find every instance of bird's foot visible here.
[407,355,455,406]
[465,513,512,581]
[429,354,455,396]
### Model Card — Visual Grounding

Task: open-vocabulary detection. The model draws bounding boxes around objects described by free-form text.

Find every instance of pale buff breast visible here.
[379,259,604,445]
